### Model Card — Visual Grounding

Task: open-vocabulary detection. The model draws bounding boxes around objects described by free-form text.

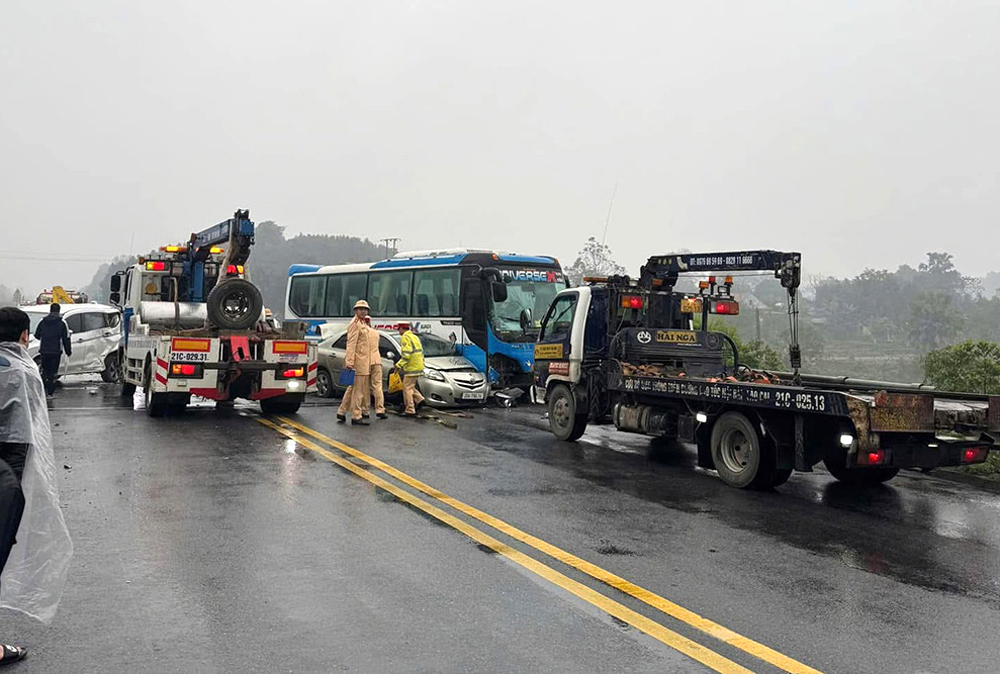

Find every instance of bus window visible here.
[413,268,461,317]
[369,271,412,316]
[289,275,327,317]
[324,273,369,317]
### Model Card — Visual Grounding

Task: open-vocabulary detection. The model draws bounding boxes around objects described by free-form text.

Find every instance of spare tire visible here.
[206,278,264,331]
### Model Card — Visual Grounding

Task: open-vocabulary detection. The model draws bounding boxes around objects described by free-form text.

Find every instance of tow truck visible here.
[110,210,317,417]
[533,250,999,488]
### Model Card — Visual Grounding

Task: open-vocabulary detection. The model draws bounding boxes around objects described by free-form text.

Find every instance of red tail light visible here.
[620,295,643,309]
[962,446,988,463]
[169,363,203,378]
[862,449,885,466]
[712,300,740,315]
[145,261,166,271]
[279,367,305,379]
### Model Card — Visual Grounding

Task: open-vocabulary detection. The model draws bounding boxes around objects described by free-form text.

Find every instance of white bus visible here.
[285,249,567,387]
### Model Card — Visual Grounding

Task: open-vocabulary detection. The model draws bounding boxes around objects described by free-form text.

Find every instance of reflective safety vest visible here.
[398,331,424,374]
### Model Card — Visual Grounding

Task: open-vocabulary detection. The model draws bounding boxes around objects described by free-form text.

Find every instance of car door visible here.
[327,334,349,389]
[62,313,86,375]
[94,311,122,367]
[377,335,401,387]
[80,311,113,372]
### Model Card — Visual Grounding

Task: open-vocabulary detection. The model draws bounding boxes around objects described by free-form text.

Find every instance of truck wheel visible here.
[260,398,302,415]
[710,412,775,489]
[143,365,166,418]
[548,384,588,442]
[823,452,899,485]
[315,368,334,398]
[206,278,264,331]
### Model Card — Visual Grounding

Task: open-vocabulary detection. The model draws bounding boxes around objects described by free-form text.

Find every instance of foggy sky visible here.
[2,0,999,296]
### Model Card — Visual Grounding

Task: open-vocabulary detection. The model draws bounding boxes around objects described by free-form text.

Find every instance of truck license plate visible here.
[462,392,484,400]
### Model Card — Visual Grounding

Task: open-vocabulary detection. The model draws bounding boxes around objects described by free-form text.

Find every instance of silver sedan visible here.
[314,330,489,407]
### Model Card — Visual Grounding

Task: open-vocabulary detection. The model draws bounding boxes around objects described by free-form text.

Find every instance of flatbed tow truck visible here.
[110,210,317,417]
[533,250,999,488]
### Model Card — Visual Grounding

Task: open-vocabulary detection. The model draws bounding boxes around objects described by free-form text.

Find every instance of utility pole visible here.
[379,237,400,259]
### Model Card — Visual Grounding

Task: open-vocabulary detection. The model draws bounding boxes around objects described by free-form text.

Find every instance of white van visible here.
[24,304,123,381]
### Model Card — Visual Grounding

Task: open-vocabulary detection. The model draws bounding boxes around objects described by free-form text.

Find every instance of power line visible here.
[379,237,400,259]
[0,251,110,263]
[601,182,619,246]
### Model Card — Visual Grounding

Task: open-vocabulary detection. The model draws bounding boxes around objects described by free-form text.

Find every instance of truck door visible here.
[534,290,580,384]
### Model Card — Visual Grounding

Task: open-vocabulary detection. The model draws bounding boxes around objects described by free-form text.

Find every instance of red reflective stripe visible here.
[252,389,287,400]
[190,388,225,400]
[154,373,168,385]
[156,358,169,371]
[308,362,318,372]
[307,378,317,387]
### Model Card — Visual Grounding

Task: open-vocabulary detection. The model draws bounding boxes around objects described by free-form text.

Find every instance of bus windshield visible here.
[490,268,567,342]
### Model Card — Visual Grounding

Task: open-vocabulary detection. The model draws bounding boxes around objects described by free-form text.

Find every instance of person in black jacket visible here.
[33,304,71,396]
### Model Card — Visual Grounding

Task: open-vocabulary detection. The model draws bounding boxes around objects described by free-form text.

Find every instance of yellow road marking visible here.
[257,417,753,674]
[276,415,823,674]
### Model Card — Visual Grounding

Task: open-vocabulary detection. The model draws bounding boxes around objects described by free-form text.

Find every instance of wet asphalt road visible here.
[4,377,1000,673]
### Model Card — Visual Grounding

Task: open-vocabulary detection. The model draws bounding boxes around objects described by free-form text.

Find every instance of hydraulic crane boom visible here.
[638,250,801,291]
[638,250,803,383]
[189,209,255,267]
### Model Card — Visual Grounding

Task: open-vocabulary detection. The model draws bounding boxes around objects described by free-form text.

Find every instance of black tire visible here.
[206,278,264,331]
[823,450,899,485]
[315,368,334,398]
[710,411,775,489]
[101,352,121,383]
[143,364,166,418]
[260,398,302,415]
[547,384,588,442]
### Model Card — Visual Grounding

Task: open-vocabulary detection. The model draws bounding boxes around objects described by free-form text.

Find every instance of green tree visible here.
[565,237,625,285]
[698,319,784,370]
[923,341,1000,394]
[908,291,963,351]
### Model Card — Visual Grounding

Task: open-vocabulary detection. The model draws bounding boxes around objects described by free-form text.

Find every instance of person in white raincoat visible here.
[0,307,73,661]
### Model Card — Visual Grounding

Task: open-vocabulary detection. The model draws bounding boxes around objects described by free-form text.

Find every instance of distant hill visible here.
[80,220,385,318]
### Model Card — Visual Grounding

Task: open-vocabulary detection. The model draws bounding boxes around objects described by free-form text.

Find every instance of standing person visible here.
[0,307,74,659]
[395,323,425,416]
[367,323,387,421]
[32,304,71,397]
[336,300,375,426]
[351,315,387,421]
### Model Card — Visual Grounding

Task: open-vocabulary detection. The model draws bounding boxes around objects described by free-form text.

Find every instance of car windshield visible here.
[420,333,457,357]
[490,269,567,342]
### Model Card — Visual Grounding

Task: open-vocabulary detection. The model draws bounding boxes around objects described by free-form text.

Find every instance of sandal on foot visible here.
[0,644,26,666]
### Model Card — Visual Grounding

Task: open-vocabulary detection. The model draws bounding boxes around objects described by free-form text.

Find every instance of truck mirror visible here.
[492,282,508,303]
[110,275,121,292]
[110,291,121,305]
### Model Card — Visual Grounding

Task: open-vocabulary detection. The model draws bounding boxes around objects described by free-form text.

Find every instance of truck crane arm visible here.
[189,209,255,268]
[638,250,803,384]
[638,250,801,291]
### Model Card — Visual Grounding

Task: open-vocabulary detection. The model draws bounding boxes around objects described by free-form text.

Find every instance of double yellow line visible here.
[258,415,824,674]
